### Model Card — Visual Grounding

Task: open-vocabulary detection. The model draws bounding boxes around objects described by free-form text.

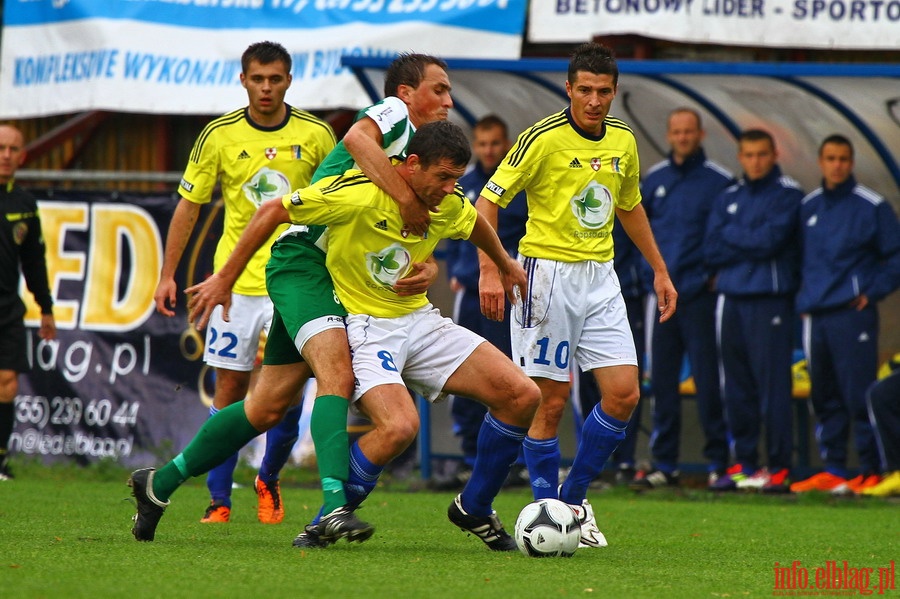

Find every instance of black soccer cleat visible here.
[292,526,330,549]
[128,468,169,542]
[305,505,375,546]
[447,494,517,551]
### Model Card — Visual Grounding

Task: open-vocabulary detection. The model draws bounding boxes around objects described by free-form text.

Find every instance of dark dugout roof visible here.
[343,56,900,206]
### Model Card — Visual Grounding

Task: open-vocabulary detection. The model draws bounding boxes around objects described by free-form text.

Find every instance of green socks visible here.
[310,394,350,513]
[152,401,261,502]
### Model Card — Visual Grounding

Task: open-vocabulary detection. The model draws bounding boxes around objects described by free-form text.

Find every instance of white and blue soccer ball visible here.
[514,498,580,558]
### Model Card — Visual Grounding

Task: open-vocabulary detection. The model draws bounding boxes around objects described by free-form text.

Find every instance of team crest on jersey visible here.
[570,180,614,230]
[400,224,427,239]
[12,222,28,246]
[590,158,601,171]
[291,145,302,159]
[242,166,292,208]
[265,147,277,160]
[366,243,412,288]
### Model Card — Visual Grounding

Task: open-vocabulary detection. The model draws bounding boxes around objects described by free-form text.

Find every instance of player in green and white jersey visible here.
[476,43,678,549]
[152,41,336,526]
[129,54,455,546]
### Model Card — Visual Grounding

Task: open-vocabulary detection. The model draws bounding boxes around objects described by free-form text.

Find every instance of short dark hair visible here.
[384,53,448,97]
[242,41,292,74]
[669,107,702,130]
[739,128,775,149]
[407,121,471,169]
[568,42,618,86]
[819,133,854,158]
[473,114,509,138]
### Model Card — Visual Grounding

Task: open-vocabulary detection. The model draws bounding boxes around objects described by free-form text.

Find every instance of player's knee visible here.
[314,372,354,401]
[380,416,419,455]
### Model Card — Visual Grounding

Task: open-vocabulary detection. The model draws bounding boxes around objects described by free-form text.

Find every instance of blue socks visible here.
[205,405,238,507]
[523,436,561,500]
[258,403,302,484]
[460,413,527,517]
[561,404,627,504]
[344,441,384,511]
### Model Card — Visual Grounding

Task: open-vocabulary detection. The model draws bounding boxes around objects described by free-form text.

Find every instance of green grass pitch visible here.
[1,461,896,598]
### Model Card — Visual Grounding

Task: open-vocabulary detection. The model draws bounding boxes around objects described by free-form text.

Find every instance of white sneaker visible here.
[736,468,771,491]
[570,499,608,548]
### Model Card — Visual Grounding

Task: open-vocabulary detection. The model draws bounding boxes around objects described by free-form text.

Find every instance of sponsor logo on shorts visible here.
[486,181,506,196]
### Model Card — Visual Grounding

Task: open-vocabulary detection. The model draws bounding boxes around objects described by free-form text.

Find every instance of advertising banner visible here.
[529,0,900,49]
[0,0,527,118]
[10,191,218,466]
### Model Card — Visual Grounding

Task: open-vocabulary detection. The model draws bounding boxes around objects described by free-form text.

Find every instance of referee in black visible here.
[0,123,56,480]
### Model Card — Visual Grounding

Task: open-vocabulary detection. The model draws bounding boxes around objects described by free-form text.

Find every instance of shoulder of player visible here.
[505,110,569,166]
[603,115,635,136]
[288,107,337,142]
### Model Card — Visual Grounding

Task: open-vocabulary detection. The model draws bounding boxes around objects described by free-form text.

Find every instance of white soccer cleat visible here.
[570,499,608,548]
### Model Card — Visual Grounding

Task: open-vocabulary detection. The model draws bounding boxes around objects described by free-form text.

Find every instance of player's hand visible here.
[39,314,56,341]
[479,267,507,322]
[849,294,869,311]
[154,277,179,317]
[498,256,527,307]
[394,260,438,296]
[398,196,433,237]
[185,273,233,330]
[654,273,678,323]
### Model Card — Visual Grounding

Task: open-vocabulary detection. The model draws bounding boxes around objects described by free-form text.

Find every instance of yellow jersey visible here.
[179,106,336,294]
[281,170,477,318]
[480,109,641,263]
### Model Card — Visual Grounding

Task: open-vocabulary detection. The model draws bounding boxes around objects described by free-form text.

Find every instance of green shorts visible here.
[263,235,347,366]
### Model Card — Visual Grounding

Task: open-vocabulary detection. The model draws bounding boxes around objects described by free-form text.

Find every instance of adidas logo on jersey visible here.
[237,150,250,160]
[374,219,388,231]
[569,158,582,168]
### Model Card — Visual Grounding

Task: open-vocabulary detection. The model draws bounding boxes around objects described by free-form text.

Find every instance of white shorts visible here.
[512,257,636,382]
[345,304,485,403]
[204,293,273,371]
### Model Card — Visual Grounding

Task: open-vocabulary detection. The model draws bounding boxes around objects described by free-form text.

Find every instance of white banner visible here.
[529,0,900,49]
[0,0,526,118]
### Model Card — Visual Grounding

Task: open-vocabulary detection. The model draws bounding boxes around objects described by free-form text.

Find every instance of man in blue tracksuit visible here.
[704,129,804,493]
[631,107,734,489]
[435,115,528,490]
[791,134,900,495]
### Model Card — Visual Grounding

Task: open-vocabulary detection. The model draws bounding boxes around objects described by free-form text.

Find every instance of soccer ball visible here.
[514,498,581,558]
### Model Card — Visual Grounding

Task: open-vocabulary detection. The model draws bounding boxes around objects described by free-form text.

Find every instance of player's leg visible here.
[200,294,270,522]
[509,257,580,500]
[0,318,28,480]
[129,361,309,541]
[444,341,539,512]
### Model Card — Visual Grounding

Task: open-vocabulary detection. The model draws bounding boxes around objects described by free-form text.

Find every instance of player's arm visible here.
[616,204,677,322]
[154,198,201,317]
[185,199,291,330]
[344,117,431,236]
[469,210,526,322]
[392,255,439,297]
[473,196,507,321]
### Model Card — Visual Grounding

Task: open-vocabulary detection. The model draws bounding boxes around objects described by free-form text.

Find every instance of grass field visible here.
[1,461,897,599]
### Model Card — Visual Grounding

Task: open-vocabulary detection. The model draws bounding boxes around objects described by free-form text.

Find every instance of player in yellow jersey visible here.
[152,41,336,525]
[476,42,678,548]
[209,121,538,550]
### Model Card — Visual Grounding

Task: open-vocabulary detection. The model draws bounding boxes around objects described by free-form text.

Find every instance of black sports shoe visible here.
[0,455,14,481]
[128,468,169,542]
[292,526,330,549]
[447,494,516,551]
[307,506,375,545]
